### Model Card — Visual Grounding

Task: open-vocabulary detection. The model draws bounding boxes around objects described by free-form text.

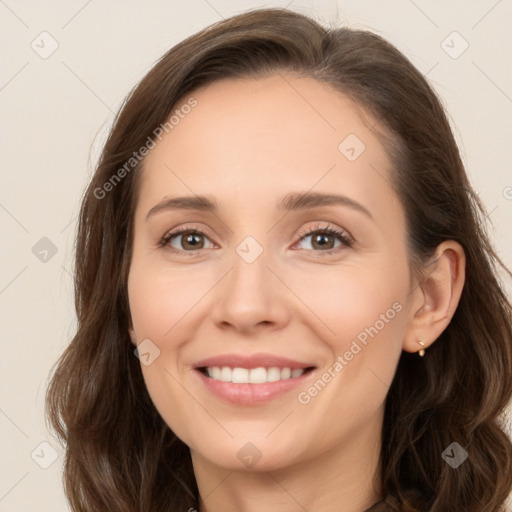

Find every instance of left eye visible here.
[295,229,346,251]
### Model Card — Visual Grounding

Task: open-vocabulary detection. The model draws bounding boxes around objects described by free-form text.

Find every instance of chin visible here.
[190,435,305,473]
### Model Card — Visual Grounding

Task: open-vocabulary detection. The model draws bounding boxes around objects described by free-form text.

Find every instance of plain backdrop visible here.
[1,1,511,510]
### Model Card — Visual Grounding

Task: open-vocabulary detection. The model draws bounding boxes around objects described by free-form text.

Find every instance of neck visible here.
[192,407,383,512]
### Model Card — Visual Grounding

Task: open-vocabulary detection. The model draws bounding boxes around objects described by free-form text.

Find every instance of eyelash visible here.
[159,222,354,257]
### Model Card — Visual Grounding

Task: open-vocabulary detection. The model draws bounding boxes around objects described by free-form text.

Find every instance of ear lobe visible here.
[403,240,466,353]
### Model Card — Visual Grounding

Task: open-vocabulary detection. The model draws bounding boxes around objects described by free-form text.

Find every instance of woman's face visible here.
[128,73,417,472]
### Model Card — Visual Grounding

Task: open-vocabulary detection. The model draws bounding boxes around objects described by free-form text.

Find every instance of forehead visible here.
[137,73,398,217]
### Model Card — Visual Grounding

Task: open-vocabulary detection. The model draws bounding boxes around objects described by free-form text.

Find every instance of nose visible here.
[209,244,291,335]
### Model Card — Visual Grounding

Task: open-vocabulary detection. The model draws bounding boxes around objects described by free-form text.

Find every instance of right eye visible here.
[160,226,216,254]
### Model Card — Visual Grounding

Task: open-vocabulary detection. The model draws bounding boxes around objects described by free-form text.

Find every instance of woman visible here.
[45,8,512,511]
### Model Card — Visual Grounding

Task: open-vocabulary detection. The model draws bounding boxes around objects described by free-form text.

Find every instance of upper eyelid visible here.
[162,223,347,239]
[162,224,214,242]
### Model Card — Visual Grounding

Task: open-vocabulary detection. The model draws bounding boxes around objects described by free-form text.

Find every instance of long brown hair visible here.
[45,8,512,511]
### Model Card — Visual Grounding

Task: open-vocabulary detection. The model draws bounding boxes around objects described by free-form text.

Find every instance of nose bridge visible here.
[210,233,289,330]
[228,234,272,301]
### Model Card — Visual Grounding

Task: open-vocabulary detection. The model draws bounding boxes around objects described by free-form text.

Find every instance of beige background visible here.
[1,0,511,510]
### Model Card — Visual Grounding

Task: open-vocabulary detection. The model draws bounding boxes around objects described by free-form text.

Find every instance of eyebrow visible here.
[146,191,373,220]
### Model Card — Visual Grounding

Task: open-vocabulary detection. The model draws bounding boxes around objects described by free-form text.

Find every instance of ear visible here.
[403,240,466,354]
[128,324,138,347]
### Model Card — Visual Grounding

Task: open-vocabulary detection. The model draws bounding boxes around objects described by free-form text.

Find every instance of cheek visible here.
[287,258,408,408]
[128,256,202,340]
[285,258,408,347]
[127,260,204,445]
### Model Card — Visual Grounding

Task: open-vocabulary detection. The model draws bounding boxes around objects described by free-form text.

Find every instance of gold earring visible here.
[418,340,425,357]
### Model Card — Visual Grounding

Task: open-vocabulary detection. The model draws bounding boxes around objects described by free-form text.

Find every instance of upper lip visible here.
[193,353,315,370]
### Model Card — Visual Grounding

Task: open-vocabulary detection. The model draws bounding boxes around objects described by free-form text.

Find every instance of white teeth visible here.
[280,367,291,380]
[291,368,304,378]
[267,367,281,382]
[231,368,249,383]
[249,367,267,384]
[204,366,306,383]
[220,367,231,382]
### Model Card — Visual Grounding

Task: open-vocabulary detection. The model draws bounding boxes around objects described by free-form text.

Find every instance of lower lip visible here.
[195,369,313,405]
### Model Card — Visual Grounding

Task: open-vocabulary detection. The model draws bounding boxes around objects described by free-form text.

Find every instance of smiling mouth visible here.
[198,366,315,384]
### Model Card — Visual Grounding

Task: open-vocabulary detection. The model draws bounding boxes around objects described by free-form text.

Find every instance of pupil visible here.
[315,234,332,249]
[185,233,202,249]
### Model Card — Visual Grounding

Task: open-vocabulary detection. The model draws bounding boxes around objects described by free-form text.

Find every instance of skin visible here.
[127,73,465,512]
